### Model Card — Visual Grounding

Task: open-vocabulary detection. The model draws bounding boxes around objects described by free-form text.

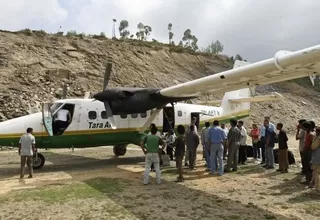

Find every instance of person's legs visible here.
[188,149,194,169]
[143,154,153,184]
[253,143,258,159]
[184,150,189,166]
[260,138,266,163]
[239,145,246,164]
[176,156,184,181]
[278,149,284,171]
[225,143,234,171]
[268,147,274,168]
[193,148,197,166]
[210,144,217,174]
[243,145,247,163]
[20,156,26,178]
[202,145,206,159]
[300,151,305,174]
[223,140,227,160]
[26,156,33,177]
[313,164,320,191]
[153,154,161,184]
[233,143,240,170]
[305,151,313,182]
[205,147,211,170]
[284,149,289,172]
[217,144,224,175]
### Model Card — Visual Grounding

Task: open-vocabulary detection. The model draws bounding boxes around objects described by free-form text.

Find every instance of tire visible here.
[33,153,45,169]
[113,145,127,156]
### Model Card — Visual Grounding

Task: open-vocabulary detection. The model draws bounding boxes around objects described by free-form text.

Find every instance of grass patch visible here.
[1,177,127,203]
[264,214,277,219]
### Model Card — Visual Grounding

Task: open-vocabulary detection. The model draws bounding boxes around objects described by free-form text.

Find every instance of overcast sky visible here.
[0,0,319,61]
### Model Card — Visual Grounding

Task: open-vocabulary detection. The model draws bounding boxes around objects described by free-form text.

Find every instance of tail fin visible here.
[220,60,251,117]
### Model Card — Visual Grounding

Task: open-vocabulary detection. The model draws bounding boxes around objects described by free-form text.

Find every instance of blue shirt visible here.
[207,126,226,144]
[260,122,276,137]
[265,127,276,147]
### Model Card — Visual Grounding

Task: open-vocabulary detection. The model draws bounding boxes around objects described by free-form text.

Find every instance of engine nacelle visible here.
[93,89,134,101]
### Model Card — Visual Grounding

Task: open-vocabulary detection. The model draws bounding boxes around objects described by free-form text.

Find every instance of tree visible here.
[182,29,192,46]
[119,20,130,39]
[204,40,224,54]
[168,23,174,44]
[235,54,243,61]
[130,34,134,39]
[137,22,145,40]
[181,29,198,51]
[178,41,183,47]
[144,25,152,40]
[190,35,199,51]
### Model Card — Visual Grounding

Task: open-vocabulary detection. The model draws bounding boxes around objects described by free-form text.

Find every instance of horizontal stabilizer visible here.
[229,92,283,103]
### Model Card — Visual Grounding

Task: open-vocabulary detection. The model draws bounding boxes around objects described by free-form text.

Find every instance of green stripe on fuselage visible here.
[0,114,249,149]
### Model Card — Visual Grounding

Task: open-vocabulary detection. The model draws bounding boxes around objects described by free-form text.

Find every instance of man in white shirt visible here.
[19,128,35,178]
[237,121,248,164]
[54,109,71,135]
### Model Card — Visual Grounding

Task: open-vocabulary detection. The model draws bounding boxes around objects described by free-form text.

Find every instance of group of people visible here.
[140,117,320,194]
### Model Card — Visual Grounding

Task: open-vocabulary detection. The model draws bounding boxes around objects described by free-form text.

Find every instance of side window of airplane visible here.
[101,111,108,119]
[131,113,138,118]
[88,111,97,120]
[177,110,182,117]
[120,114,127,119]
[140,112,147,118]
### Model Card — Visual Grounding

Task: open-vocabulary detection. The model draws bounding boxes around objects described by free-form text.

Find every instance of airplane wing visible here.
[159,45,320,98]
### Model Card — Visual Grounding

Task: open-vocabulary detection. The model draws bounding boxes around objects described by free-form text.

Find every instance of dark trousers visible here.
[166,147,174,161]
[188,148,197,169]
[278,149,289,170]
[238,145,247,164]
[223,140,228,159]
[303,151,313,182]
[300,151,305,173]
[259,138,266,162]
[252,142,260,159]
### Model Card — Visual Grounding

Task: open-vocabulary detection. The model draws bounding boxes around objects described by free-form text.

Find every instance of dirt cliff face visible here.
[0,30,319,133]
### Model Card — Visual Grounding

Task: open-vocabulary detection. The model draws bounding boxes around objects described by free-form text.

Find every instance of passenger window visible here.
[88,111,97,120]
[131,113,138,118]
[178,110,182,117]
[120,114,127,119]
[101,111,108,119]
[140,112,147,118]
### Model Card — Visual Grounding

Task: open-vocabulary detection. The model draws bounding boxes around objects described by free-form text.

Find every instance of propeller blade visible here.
[103,56,113,91]
[104,101,116,129]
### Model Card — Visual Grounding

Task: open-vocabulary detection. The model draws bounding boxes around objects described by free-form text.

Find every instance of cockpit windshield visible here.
[49,103,64,115]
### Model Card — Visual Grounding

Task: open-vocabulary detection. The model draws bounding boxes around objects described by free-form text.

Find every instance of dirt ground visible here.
[0,136,319,220]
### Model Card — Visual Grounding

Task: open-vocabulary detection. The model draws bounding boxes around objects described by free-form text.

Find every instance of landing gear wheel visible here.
[113,145,127,156]
[33,153,45,169]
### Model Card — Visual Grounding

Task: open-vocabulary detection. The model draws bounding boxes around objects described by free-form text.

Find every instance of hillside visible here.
[0,30,319,134]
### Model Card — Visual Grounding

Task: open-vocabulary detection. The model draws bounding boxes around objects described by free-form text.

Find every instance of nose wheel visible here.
[33,153,45,169]
[113,144,127,156]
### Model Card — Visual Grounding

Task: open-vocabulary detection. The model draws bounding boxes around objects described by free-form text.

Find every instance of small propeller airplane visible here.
[0,45,320,169]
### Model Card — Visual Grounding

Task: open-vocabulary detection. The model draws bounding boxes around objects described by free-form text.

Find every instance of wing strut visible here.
[139,108,162,134]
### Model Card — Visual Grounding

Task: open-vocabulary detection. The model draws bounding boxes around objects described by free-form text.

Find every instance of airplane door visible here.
[42,103,54,136]
[191,112,200,131]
